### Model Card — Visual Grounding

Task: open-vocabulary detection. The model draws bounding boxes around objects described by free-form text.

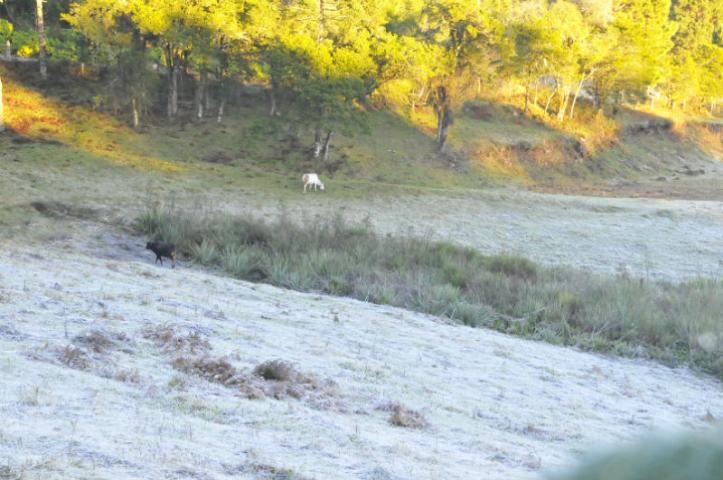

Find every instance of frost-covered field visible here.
[1,231,721,479]
[241,189,723,282]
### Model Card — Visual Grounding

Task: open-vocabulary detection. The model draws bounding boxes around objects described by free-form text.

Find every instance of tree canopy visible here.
[0,0,720,139]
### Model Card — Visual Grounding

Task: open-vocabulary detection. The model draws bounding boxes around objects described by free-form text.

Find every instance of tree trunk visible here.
[434,85,453,152]
[215,68,226,123]
[4,40,10,57]
[544,88,556,116]
[317,0,326,43]
[312,128,323,158]
[0,75,4,132]
[165,44,178,119]
[35,0,47,79]
[168,66,178,118]
[216,100,225,123]
[204,74,211,114]
[194,68,206,120]
[569,74,588,120]
[268,88,277,116]
[322,130,332,162]
[131,97,139,129]
[557,83,570,122]
[437,112,451,151]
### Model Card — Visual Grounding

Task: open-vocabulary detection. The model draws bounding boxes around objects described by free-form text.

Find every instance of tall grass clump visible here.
[135,206,723,380]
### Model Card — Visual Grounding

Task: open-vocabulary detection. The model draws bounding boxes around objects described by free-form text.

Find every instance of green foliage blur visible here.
[2,1,721,130]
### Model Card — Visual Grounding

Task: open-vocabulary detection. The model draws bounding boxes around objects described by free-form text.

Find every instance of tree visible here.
[289,36,369,161]
[62,0,155,127]
[418,0,492,149]
[668,0,723,111]
[609,0,676,102]
[35,0,46,78]
[0,18,12,56]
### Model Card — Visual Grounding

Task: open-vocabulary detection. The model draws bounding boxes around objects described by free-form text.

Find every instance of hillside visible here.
[1,224,721,480]
[1,62,722,479]
[1,64,722,203]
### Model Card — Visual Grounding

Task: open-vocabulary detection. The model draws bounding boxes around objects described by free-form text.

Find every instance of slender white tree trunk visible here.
[312,128,323,158]
[36,0,47,79]
[132,97,139,129]
[544,89,556,116]
[195,69,206,120]
[557,83,570,122]
[569,74,589,120]
[216,100,225,123]
[268,90,277,116]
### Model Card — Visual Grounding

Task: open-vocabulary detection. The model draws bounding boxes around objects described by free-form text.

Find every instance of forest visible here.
[0,0,721,153]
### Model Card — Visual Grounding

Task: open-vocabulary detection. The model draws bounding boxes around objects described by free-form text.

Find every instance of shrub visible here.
[484,254,538,281]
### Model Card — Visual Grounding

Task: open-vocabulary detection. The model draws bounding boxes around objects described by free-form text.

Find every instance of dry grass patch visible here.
[172,356,265,399]
[142,324,211,355]
[112,368,142,384]
[25,329,137,382]
[377,401,429,429]
[224,462,313,479]
[173,356,338,405]
[0,465,21,480]
[72,329,132,354]
[56,344,92,370]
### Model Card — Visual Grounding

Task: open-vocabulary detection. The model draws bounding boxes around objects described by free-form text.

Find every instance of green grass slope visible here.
[2,63,721,203]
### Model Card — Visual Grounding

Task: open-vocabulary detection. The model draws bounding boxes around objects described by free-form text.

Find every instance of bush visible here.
[12,29,39,57]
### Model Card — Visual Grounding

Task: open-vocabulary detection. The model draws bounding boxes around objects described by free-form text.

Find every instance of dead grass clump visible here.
[253,359,297,382]
[172,356,266,399]
[173,356,237,384]
[377,401,428,429]
[113,369,141,384]
[173,356,338,403]
[57,344,91,370]
[225,462,312,479]
[253,359,335,401]
[143,324,211,355]
[72,329,131,354]
[0,465,21,480]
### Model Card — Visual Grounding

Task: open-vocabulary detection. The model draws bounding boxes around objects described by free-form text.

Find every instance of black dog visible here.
[146,241,177,268]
